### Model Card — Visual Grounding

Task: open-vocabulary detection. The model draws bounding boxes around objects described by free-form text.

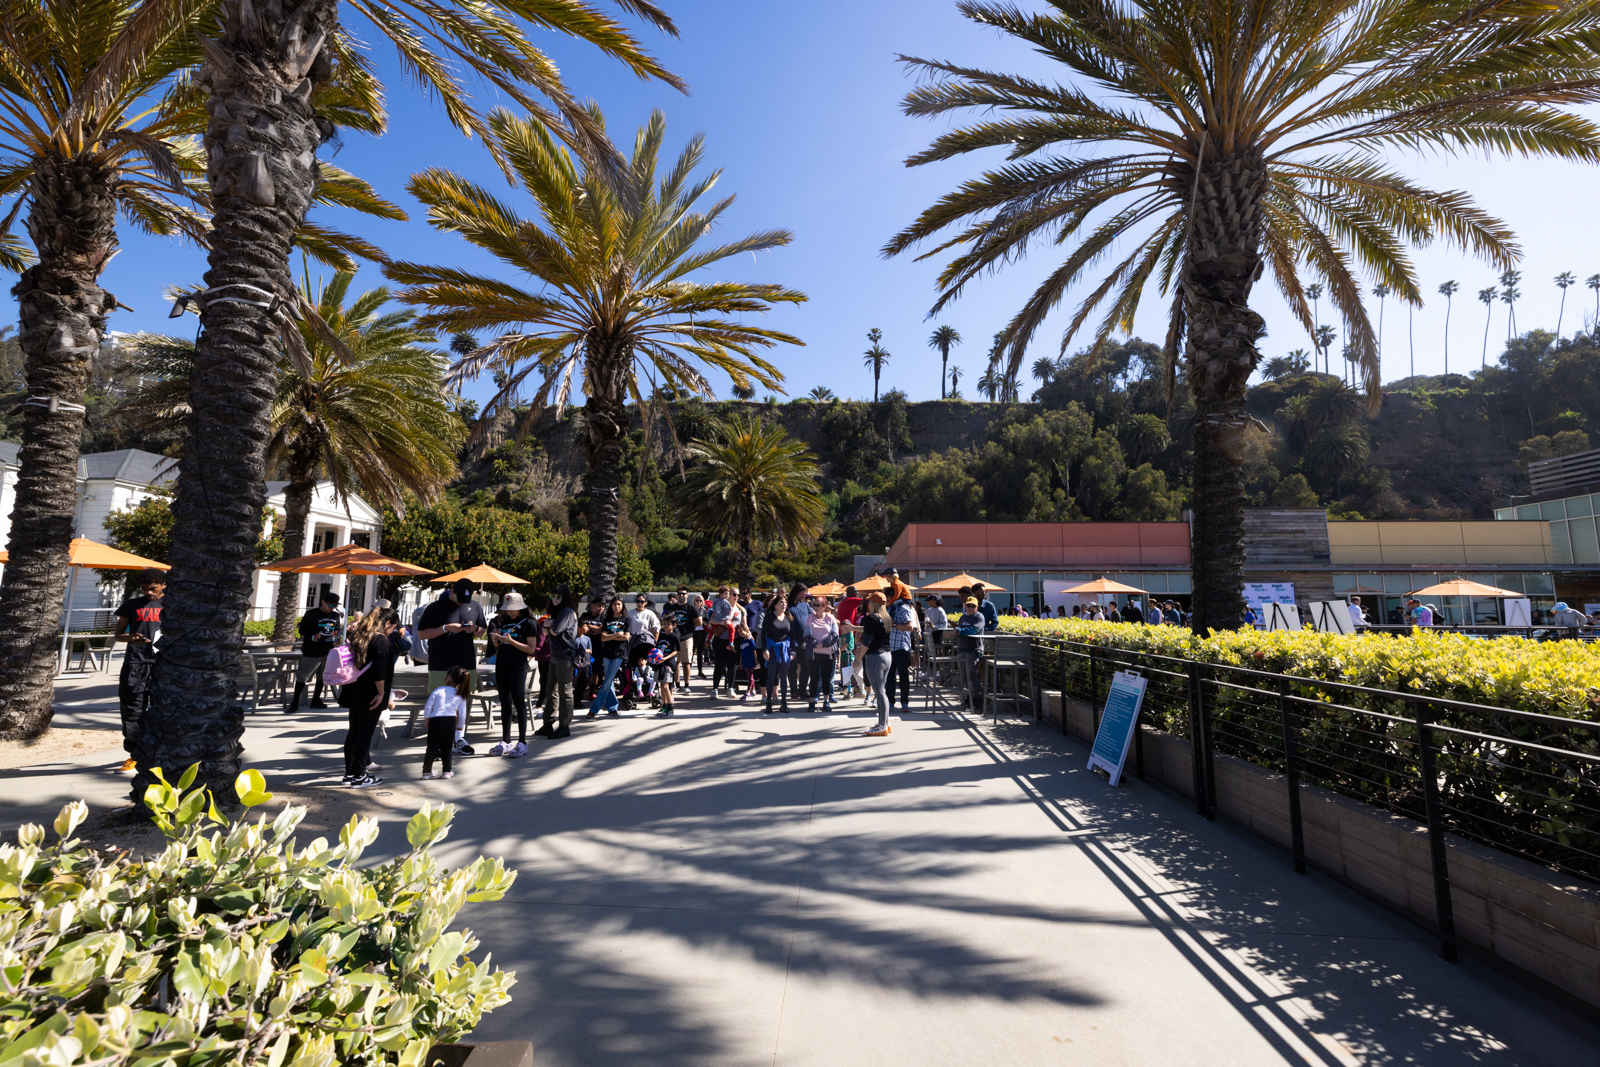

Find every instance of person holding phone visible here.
[112,568,167,774]
[416,579,487,754]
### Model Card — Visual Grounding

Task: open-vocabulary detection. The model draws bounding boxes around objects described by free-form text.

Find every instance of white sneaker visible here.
[453,738,474,755]
[488,741,508,756]
[509,742,527,758]
[422,770,437,780]
[442,770,454,779]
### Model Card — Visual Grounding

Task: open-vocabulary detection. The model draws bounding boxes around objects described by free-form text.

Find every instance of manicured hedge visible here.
[1000,617,1600,719]
[1002,617,1600,880]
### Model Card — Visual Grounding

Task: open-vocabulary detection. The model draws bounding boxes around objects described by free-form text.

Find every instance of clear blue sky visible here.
[63,1,1600,405]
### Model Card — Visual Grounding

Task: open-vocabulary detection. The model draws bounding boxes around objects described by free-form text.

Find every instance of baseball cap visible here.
[453,578,476,596]
[964,597,978,607]
[321,590,340,606]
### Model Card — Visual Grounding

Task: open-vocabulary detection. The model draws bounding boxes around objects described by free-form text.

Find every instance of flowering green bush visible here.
[1005,617,1600,880]
[0,766,515,1067]
[1001,617,1600,719]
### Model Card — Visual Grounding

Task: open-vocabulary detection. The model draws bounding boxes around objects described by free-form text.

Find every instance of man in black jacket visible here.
[417,579,488,753]
[289,590,342,712]
[536,585,579,739]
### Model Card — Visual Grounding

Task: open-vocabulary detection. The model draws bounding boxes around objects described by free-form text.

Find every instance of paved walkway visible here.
[7,673,1600,1066]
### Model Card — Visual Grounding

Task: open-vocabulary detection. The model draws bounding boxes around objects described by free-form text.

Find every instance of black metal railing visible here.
[1024,635,1600,961]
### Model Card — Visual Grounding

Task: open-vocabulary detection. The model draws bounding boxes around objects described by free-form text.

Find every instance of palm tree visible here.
[0,0,212,740]
[976,366,1000,402]
[1555,271,1577,338]
[1313,326,1337,375]
[928,324,961,398]
[129,0,682,796]
[1274,395,1317,453]
[884,0,1595,631]
[1589,274,1600,331]
[673,414,824,590]
[449,332,480,357]
[1479,286,1498,369]
[863,327,890,402]
[808,385,836,402]
[1262,350,1308,379]
[1030,355,1057,386]
[1500,270,1523,339]
[387,108,804,604]
[948,365,963,397]
[1120,412,1171,464]
[1437,280,1459,382]
[1306,284,1325,372]
[731,381,758,401]
[1372,284,1389,380]
[120,270,462,649]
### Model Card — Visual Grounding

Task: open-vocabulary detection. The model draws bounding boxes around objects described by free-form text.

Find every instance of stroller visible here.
[619,642,658,709]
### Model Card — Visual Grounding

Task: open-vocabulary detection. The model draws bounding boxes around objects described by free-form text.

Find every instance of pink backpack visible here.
[322,644,371,686]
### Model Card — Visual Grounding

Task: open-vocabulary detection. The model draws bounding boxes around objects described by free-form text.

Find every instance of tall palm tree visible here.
[808,385,836,401]
[1313,325,1337,375]
[0,0,213,740]
[1371,284,1388,380]
[948,364,963,397]
[928,324,961,398]
[1437,280,1459,382]
[884,0,1600,631]
[1588,274,1600,331]
[1500,269,1523,339]
[1555,271,1576,338]
[119,270,462,649]
[1030,355,1057,386]
[863,327,890,402]
[673,414,824,590]
[1305,283,1325,372]
[126,0,683,795]
[388,108,804,604]
[1479,286,1498,369]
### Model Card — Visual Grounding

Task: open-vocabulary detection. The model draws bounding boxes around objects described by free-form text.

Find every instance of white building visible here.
[0,444,384,622]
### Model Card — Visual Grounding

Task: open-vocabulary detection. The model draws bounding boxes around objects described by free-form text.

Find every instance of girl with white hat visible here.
[488,591,537,756]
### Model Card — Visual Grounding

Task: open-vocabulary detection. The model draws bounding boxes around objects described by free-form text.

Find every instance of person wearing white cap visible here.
[487,592,537,755]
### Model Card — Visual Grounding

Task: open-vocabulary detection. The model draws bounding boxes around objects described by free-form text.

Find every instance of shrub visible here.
[0,767,515,1067]
[1001,617,1600,719]
[244,619,276,637]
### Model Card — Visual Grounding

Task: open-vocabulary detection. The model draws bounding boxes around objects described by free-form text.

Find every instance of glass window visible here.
[1542,501,1568,521]
[1140,573,1168,593]
[1495,508,1514,520]
[1518,505,1541,519]
[1571,516,1600,565]
[1567,495,1594,518]
[1552,520,1574,565]
[1384,573,1415,593]
[1492,575,1524,594]
[1167,573,1192,593]
[1332,574,1359,594]
[1592,494,1600,516]
[1525,573,1555,595]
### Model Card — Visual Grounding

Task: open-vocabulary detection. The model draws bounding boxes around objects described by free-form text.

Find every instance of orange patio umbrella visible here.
[919,572,1008,592]
[1058,577,1147,595]
[430,563,528,585]
[264,543,434,578]
[807,580,848,596]
[1407,579,1523,598]
[0,537,169,570]
[852,574,895,593]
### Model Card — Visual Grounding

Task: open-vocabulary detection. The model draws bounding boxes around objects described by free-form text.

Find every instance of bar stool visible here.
[982,635,1036,722]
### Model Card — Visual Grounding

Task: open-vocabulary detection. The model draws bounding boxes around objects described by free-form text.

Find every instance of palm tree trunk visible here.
[269,455,318,645]
[138,0,337,798]
[0,158,119,740]
[940,353,947,399]
[735,523,754,592]
[583,341,632,602]
[1182,147,1266,634]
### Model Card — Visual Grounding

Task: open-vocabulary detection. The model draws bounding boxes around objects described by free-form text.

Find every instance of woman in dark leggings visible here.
[488,592,537,756]
[339,608,399,786]
[762,592,795,711]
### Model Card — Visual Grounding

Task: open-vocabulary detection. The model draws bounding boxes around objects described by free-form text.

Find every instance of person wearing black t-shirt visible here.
[487,592,538,756]
[587,596,630,717]
[651,616,682,718]
[664,593,699,691]
[113,568,167,774]
[289,590,342,712]
[417,580,488,752]
[339,608,398,787]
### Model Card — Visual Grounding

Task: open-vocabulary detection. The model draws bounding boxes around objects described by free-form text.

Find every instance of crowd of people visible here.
[108,563,1600,788]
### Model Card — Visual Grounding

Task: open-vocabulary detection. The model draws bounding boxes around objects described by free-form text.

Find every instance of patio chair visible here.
[923,629,962,708]
[982,635,1036,723]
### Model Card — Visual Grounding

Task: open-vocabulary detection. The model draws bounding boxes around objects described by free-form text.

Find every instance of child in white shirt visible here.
[422,666,469,779]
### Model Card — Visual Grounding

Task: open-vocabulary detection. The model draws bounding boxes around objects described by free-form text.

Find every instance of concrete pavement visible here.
[6,671,1599,1065]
